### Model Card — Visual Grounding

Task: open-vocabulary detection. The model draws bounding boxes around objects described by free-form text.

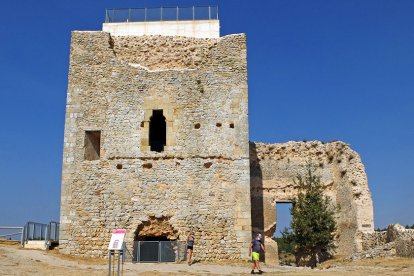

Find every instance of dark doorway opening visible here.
[132,216,182,263]
[138,236,169,241]
[133,236,179,263]
[149,110,166,152]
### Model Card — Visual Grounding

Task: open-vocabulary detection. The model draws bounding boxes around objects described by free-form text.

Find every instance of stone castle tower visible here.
[60,7,252,259]
[60,7,374,261]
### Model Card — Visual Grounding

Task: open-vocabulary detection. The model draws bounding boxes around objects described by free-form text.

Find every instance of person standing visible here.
[186,232,195,265]
[249,233,265,274]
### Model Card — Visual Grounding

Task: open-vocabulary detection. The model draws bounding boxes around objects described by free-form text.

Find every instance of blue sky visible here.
[0,0,413,230]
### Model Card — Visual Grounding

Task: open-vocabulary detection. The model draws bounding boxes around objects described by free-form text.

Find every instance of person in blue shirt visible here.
[249,233,265,274]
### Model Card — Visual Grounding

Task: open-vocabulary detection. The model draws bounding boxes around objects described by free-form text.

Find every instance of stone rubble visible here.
[350,224,414,260]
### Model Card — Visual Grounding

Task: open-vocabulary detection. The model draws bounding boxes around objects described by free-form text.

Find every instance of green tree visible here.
[281,164,337,268]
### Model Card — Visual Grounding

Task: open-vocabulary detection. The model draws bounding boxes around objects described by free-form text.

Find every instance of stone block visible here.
[396,237,414,257]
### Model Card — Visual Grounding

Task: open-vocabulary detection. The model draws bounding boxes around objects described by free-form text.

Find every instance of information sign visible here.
[108,229,126,250]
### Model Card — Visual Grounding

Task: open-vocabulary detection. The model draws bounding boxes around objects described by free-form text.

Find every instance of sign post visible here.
[108,229,126,276]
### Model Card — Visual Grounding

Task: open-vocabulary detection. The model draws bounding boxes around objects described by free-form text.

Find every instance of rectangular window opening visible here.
[275,202,292,237]
[275,202,294,265]
[149,110,166,152]
[84,131,101,161]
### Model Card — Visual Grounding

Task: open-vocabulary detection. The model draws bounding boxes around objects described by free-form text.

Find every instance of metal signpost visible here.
[108,229,126,276]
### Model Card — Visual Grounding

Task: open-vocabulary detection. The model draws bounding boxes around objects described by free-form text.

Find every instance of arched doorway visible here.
[133,216,181,262]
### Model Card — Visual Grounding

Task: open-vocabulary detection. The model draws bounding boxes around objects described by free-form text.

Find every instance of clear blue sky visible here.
[0,0,413,230]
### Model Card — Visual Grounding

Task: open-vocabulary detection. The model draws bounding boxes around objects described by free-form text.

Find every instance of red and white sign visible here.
[108,229,126,250]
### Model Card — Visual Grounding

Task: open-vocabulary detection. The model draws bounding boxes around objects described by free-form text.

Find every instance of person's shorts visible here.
[252,252,260,261]
[187,246,193,250]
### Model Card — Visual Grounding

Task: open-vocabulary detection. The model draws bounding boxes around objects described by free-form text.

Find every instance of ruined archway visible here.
[133,216,179,262]
[134,216,178,241]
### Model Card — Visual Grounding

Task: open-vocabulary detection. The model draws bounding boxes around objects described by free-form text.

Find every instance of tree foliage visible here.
[281,164,337,268]
[273,236,294,254]
[405,224,414,229]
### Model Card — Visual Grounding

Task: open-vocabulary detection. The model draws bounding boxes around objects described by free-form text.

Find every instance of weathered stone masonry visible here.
[60,30,375,261]
[250,141,374,256]
[60,31,251,259]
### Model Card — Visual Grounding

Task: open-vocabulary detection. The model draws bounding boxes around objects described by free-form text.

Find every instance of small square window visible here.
[84,131,101,161]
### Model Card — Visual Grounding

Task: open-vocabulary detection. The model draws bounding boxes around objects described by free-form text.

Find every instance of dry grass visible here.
[46,248,107,265]
[0,240,20,246]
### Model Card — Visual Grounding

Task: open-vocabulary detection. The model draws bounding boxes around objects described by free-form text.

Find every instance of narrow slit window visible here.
[149,110,166,152]
[84,131,101,161]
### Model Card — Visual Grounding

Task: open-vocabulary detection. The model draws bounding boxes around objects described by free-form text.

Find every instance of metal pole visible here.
[20,226,24,246]
[158,242,161,263]
[138,241,140,262]
[161,7,163,21]
[121,247,124,272]
[0,226,25,229]
[192,6,195,20]
[49,223,53,241]
[145,8,147,22]
[45,225,49,250]
[108,250,112,276]
[117,250,120,276]
[176,6,179,21]
[209,6,211,20]
[177,241,179,262]
[0,232,23,238]
[24,224,27,244]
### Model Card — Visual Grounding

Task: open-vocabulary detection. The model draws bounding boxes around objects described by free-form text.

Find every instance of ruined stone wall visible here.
[60,31,251,259]
[355,224,414,259]
[250,141,374,256]
[362,231,387,251]
[111,35,219,70]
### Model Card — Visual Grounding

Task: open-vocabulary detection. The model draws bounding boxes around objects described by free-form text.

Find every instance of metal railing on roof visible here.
[105,6,219,23]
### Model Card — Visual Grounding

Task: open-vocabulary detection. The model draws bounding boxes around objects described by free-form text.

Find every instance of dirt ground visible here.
[1,243,413,275]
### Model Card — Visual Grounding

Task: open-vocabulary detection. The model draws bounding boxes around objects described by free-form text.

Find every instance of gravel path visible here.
[1,243,413,275]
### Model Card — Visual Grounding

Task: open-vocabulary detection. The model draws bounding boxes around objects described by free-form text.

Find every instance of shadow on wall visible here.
[249,142,265,261]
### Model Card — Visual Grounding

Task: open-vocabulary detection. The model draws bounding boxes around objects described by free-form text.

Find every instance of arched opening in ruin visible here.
[149,110,166,152]
[133,216,179,262]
